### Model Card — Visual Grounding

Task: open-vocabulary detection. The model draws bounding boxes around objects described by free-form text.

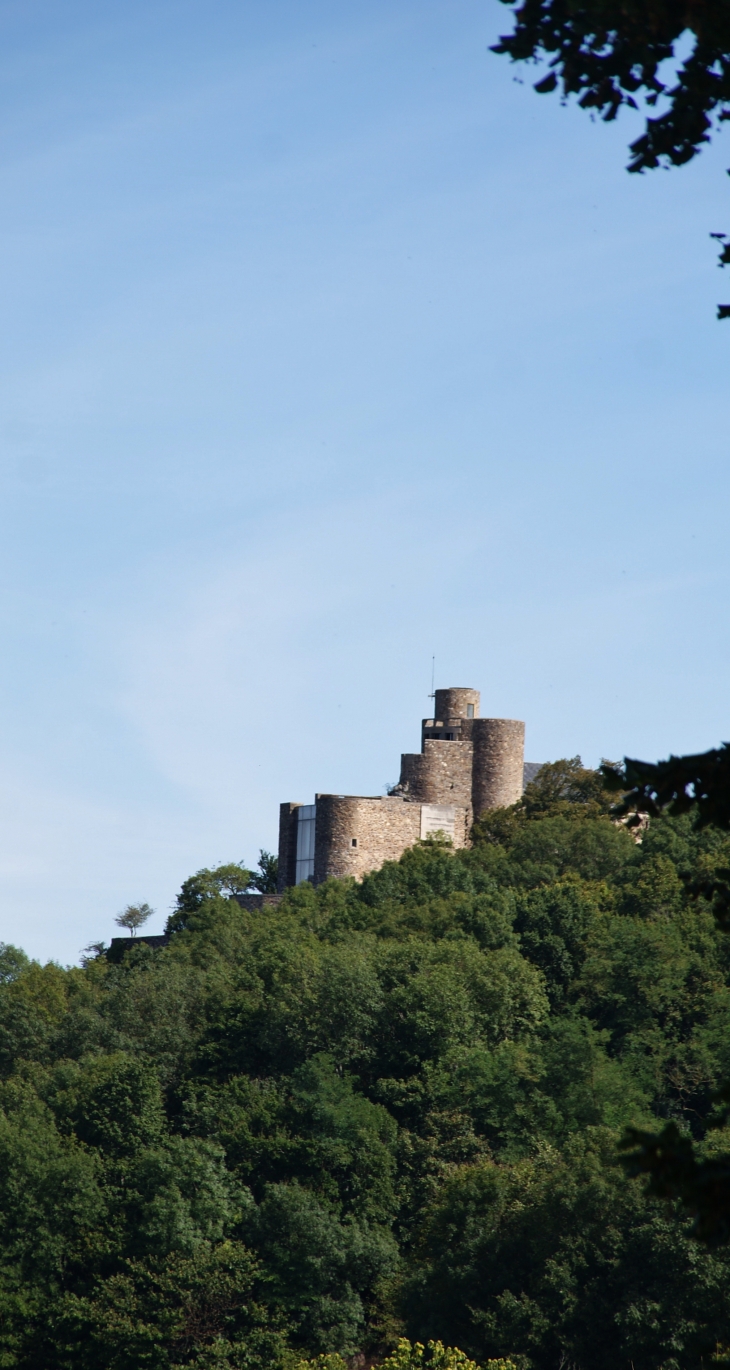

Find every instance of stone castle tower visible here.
[277,688,525,890]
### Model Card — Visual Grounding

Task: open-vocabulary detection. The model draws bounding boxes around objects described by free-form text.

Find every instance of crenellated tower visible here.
[278,688,526,890]
[396,688,524,824]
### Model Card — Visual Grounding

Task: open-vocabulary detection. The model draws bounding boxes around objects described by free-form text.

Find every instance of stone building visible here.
[277,687,527,891]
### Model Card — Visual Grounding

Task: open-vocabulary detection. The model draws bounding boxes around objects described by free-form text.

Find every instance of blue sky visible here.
[0,0,728,962]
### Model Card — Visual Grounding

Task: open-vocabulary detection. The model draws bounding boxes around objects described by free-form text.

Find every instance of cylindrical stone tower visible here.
[434,687,480,721]
[472,718,525,815]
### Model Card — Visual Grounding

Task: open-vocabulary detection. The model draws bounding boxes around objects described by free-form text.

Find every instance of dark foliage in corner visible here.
[602,744,730,830]
[491,0,730,169]
[601,741,730,1247]
[491,0,730,302]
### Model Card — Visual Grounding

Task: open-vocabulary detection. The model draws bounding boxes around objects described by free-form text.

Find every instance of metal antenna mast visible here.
[429,655,435,703]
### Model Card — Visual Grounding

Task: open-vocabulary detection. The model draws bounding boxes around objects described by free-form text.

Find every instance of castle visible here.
[277,687,529,890]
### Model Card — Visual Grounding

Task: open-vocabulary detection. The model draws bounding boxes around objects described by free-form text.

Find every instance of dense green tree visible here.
[600,750,730,1241]
[0,770,729,1364]
[249,851,279,895]
[56,1241,287,1370]
[167,864,255,933]
[405,1133,730,1370]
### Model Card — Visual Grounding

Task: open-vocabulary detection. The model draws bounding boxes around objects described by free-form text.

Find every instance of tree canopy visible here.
[493,0,730,170]
[0,765,730,1366]
[492,0,730,305]
[115,902,154,937]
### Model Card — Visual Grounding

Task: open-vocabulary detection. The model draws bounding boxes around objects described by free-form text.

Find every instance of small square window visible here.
[351,838,358,847]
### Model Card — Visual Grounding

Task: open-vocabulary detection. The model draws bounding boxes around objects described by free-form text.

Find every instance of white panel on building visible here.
[295,804,316,883]
[420,804,457,841]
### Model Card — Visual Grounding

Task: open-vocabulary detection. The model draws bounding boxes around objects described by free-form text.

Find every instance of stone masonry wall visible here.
[472,718,525,814]
[314,795,420,883]
[433,687,480,720]
[277,802,302,892]
[313,794,468,884]
[399,739,474,815]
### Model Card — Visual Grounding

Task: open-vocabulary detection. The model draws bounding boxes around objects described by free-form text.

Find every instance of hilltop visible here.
[0,761,729,1368]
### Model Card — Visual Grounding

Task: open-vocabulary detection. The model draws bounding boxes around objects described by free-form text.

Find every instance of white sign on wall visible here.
[420,804,457,841]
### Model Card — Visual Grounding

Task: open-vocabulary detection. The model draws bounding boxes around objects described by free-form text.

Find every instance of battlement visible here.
[277,688,526,890]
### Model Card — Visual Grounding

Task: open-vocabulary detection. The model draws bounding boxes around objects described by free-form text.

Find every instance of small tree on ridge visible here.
[115,902,154,938]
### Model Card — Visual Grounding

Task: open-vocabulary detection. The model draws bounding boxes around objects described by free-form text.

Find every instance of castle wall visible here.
[277,802,302,892]
[314,795,422,882]
[472,718,525,814]
[276,687,525,890]
[399,739,473,814]
[313,794,469,883]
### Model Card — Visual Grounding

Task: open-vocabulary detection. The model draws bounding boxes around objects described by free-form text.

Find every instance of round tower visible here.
[472,718,525,814]
[434,687,480,721]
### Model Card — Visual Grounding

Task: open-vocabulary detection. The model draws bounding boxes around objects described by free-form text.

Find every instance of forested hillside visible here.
[2,761,730,1369]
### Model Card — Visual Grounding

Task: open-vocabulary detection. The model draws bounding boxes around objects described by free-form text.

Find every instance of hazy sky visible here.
[0,0,728,963]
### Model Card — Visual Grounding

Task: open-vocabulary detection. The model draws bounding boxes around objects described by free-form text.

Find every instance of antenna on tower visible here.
[428,655,435,702]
